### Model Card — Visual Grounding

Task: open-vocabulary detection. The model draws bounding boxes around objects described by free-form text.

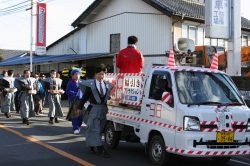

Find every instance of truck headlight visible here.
[184,116,200,131]
[247,119,250,132]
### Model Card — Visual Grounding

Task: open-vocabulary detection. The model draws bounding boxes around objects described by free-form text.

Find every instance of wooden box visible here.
[50,90,59,95]
[28,90,37,94]
[9,88,17,93]
[107,100,119,106]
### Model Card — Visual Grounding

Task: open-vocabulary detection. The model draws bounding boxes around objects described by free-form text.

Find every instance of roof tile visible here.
[153,0,250,29]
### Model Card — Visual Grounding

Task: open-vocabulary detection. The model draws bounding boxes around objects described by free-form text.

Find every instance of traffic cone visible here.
[167,48,175,67]
[210,53,218,70]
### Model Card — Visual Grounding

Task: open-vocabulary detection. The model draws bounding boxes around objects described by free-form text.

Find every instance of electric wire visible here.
[0,0,44,16]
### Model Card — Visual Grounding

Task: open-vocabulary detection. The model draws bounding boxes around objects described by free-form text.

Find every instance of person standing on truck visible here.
[77,64,113,158]
[66,69,84,134]
[116,36,144,73]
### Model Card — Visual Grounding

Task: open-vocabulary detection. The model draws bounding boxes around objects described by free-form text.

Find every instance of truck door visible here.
[141,70,176,148]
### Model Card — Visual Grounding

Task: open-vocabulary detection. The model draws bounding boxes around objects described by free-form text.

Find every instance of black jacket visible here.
[77,83,107,112]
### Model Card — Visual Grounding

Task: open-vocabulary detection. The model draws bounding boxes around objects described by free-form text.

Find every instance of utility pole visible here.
[30,0,33,72]
[227,0,241,76]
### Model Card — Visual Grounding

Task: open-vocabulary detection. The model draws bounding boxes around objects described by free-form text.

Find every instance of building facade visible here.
[1,0,250,76]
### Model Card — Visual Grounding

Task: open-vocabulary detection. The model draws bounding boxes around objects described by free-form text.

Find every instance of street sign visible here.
[205,0,231,39]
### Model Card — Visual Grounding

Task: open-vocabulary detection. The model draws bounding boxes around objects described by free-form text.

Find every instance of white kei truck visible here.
[103,65,250,165]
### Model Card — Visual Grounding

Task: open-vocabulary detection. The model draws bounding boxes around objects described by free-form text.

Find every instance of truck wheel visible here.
[211,157,231,164]
[149,135,169,166]
[104,123,120,149]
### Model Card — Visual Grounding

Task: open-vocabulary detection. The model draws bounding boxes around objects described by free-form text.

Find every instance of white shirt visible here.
[95,80,106,95]
[26,78,30,84]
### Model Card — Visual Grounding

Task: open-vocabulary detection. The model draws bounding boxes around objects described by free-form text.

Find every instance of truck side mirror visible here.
[161,92,172,104]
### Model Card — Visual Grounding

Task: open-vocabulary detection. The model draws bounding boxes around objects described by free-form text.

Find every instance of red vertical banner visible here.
[36,3,46,55]
[116,75,124,101]
[110,79,117,99]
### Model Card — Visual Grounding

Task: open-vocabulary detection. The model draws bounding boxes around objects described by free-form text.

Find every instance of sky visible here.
[0,0,250,51]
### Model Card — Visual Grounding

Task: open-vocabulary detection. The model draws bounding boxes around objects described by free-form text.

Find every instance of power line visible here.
[0,0,41,13]
[0,0,30,11]
[0,0,44,16]
[1,0,16,4]
[0,20,29,36]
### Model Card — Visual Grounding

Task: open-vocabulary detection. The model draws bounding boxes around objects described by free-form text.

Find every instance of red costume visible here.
[116,46,144,73]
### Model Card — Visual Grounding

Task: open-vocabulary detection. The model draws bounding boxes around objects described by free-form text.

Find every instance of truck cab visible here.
[104,65,250,166]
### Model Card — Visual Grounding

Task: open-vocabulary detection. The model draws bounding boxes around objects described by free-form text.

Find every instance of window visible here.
[181,24,229,47]
[211,39,218,46]
[197,28,204,45]
[248,35,250,45]
[110,34,120,53]
[204,38,211,45]
[149,71,174,107]
[242,35,248,47]
[189,26,196,44]
[182,24,196,44]
[182,25,188,38]
[218,39,225,47]
[224,40,228,49]
[175,71,244,105]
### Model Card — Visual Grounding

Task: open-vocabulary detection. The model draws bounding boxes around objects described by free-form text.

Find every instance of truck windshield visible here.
[175,71,244,105]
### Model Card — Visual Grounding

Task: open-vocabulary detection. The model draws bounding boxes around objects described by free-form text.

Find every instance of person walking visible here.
[77,64,113,158]
[14,73,21,113]
[43,70,64,124]
[66,69,84,134]
[39,74,46,108]
[16,70,36,125]
[33,73,44,115]
[0,70,17,118]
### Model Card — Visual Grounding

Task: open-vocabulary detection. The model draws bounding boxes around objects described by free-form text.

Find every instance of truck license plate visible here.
[216,132,234,143]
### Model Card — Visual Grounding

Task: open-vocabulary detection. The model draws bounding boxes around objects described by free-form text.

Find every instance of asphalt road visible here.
[0,100,249,166]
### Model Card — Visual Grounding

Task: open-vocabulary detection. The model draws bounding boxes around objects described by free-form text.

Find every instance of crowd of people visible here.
[0,35,144,158]
[0,69,65,125]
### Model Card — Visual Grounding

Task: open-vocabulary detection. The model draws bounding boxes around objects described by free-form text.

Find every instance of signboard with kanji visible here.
[105,73,145,106]
[205,0,231,39]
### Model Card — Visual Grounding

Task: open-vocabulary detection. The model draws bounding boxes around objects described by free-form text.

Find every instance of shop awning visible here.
[0,53,115,66]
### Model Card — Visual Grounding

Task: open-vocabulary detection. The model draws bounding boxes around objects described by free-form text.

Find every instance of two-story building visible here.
[1,0,250,76]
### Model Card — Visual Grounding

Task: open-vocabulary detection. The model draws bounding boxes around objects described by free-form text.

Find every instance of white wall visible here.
[46,28,87,55]
[87,13,172,55]
[88,0,162,23]
[47,0,172,56]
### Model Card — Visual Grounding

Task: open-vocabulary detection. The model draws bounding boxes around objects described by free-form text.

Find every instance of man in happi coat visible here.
[66,68,84,134]
[16,70,36,125]
[0,70,17,118]
[77,64,113,158]
[43,69,64,124]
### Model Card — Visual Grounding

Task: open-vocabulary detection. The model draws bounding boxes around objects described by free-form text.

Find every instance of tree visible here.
[0,49,4,62]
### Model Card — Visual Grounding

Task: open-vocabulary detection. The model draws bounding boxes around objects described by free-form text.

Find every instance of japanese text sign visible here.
[105,73,145,105]
[205,0,231,39]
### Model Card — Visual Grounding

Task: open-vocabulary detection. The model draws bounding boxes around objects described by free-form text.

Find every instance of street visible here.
[0,100,249,166]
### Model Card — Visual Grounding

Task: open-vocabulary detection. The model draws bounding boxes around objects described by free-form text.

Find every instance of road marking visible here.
[0,124,95,166]
[231,159,250,166]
